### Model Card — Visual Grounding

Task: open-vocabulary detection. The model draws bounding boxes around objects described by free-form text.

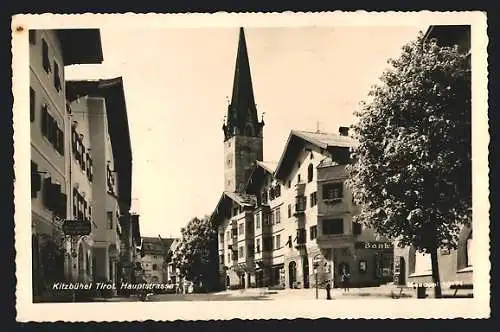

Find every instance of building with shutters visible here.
[29,29,103,301]
[65,77,134,289]
[392,25,472,297]
[210,28,391,291]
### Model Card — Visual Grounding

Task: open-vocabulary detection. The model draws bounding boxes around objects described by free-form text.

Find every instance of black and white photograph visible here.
[12,12,489,320]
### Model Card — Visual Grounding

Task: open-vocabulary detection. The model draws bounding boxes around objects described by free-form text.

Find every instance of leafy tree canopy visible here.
[346,32,471,254]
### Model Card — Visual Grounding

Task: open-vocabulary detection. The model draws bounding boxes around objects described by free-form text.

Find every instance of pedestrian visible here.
[326,280,332,300]
[341,268,351,292]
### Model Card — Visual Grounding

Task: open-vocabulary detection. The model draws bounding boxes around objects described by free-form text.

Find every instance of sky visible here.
[65,26,427,238]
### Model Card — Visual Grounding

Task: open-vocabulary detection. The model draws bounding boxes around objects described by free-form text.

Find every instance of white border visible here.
[12,12,490,321]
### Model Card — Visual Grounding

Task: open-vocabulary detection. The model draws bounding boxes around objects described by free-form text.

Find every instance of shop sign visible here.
[62,219,91,236]
[355,241,394,250]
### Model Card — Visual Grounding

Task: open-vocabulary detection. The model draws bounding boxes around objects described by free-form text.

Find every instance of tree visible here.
[346,32,471,298]
[171,215,219,292]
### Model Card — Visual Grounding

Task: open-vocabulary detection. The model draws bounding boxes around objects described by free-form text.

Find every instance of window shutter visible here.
[31,162,41,197]
[42,177,52,209]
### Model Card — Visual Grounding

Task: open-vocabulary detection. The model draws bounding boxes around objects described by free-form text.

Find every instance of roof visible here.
[274,130,356,180]
[66,78,133,210]
[223,27,264,141]
[256,161,277,174]
[56,29,103,65]
[423,25,471,51]
[210,191,257,226]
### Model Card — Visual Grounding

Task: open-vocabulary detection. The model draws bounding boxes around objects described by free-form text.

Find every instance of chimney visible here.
[339,126,349,136]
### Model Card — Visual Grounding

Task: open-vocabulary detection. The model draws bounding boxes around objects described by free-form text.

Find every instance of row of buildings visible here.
[29,29,142,301]
[139,236,179,285]
[209,26,473,295]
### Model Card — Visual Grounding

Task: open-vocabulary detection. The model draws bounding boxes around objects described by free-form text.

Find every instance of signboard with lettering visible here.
[62,219,91,236]
[355,241,394,250]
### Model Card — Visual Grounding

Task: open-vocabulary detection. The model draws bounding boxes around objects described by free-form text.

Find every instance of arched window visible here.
[307,164,314,182]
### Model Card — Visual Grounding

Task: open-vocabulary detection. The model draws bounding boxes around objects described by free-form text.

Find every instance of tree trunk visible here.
[430,247,442,298]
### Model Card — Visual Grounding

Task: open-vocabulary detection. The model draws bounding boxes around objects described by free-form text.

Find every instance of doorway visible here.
[288,261,297,288]
[302,256,310,288]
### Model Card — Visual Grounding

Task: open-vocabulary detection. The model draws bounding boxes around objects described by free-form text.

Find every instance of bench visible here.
[391,285,414,299]
[450,284,473,297]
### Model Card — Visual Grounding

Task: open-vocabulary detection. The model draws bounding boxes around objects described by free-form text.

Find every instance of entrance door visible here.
[288,261,297,288]
[302,256,310,288]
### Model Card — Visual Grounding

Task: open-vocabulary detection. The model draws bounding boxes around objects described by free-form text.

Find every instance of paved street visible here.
[89,283,417,302]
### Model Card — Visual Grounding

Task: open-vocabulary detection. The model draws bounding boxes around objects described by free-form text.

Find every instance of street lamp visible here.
[313,254,321,299]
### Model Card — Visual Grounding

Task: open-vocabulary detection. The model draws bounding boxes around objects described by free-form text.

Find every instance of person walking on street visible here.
[341,268,351,293]
[326,280,332,300]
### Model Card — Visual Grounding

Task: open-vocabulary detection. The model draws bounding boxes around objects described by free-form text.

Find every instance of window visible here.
[307,164,314,182]
[30,87,35,122]
[41,104,48,136]
[310,192,317,207]
[466,232,473,267]
[287,180,291,188]
[261,190,268,205]
[359,260,367,274]
[53,61,61,92]
[297,174,301,183]
[296,228,306,244]
[238,223,244,236]
[275,234,281,249]
[107,211,113,229]
[255,213,261,229]
[352,222,362,236]
[152,264,157,271]
[274,184,281,198]
[322,218,344,235]
[295,196,306,212]
[226,231,230,241]
[310,226,317,240]
[275,207,281,224]
[287,204,292,218]
[31,161,41,198]
[287,235,292,248]
[323,182,343,200]
[263,212,270,226]
[29,30,36,44]
[227,252,231,263]
[42,38,51,73]
[239,246,244,259]
[256,239,261,253]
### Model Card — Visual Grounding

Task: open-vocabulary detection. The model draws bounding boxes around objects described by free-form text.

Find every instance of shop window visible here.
[42,38,51,73]
[322,218,344,235]
[307,164,314,182]
[30,87,35,122]
[323,182,343,200]
[309,225,317,240]
[359,260,367,274]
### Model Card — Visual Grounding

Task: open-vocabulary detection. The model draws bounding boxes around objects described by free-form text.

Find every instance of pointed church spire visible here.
[223,27,264,141]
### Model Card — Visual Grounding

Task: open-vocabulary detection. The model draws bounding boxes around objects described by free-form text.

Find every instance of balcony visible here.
[294,228,307,250]
[295,182,306,196]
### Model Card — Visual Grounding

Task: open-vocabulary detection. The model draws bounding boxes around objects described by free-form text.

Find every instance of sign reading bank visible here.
[355,241,394,250]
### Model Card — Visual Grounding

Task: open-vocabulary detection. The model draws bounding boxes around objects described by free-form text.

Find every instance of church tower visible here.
[222,27,264,193]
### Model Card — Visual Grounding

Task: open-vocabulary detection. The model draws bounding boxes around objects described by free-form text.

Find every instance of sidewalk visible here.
[217,283,415,300]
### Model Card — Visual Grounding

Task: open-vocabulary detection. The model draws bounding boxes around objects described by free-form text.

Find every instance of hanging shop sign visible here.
[62,219,91,236]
